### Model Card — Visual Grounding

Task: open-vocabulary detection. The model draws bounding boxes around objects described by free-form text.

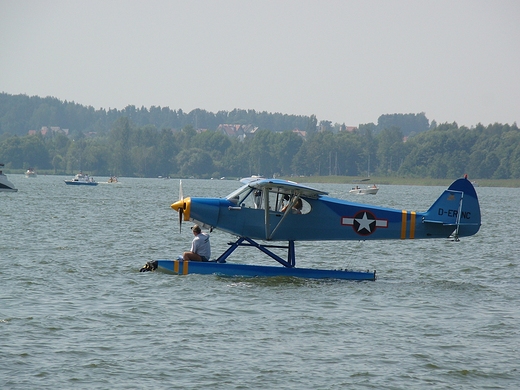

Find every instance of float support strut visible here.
[216,237,296,268]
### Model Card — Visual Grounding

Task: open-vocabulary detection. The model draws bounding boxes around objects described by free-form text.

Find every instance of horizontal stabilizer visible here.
[423,219,455,225]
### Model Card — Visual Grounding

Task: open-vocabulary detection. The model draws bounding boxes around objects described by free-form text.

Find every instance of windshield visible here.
[225,184,255,206]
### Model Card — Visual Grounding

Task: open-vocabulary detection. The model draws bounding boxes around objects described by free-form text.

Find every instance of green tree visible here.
[376,127,405,175]
[248,129,277,176]
[28,103,57,131]
[0,136,23,168]
[20,135,51,169]
[221,138,250,177]
[335,131,364,176]
[82,140,110,174]
[52,154,65,174]
[176,148,214,178]
[131,145,157,177]
[305,115,318,135]
[480,152,500,178]
[377,113,429,137]
[358,124,378,175]
[156,129,179,176]
[272,131,303,176]
[295,131,336,176]
[510,144,520,178]
[109,117,132,176]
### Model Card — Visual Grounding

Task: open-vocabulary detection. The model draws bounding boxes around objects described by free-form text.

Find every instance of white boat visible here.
[0,163,18,192]
[64,172,98,186]
[349,184,379,195]
[25,168,37,178]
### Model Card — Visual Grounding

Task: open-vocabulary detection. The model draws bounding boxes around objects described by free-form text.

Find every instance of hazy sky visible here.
[1,0,519,127]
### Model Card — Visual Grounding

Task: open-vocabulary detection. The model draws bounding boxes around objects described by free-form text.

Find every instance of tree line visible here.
[0,93,316,137]
[1,93,431,138]
[1,115,518,179]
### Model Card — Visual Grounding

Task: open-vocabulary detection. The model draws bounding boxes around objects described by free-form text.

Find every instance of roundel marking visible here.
[341,211,388,236]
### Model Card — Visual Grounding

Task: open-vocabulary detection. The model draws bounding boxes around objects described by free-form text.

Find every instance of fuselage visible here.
[187,196,448,241]
[173,178,480,242]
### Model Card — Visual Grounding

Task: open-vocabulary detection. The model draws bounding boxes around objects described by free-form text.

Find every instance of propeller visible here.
[178,179,183,232]
[171,179,191,233]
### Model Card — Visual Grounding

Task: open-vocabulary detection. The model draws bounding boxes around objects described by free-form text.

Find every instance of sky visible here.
[1,0,519,128]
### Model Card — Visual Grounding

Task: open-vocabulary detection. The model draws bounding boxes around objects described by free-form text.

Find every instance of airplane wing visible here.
[239,175,265,184]
[248,179,328,199]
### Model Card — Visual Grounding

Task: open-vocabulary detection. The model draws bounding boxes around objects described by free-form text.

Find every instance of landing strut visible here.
[216,237,296,268]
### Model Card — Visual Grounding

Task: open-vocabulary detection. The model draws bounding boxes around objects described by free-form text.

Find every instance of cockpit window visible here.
[226,184,310,214]
[277,194,310,214]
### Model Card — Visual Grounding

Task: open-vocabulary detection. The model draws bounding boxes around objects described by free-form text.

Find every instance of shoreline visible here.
[5,170,520,187]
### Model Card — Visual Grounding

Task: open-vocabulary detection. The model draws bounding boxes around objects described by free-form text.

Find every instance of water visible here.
[2,175,519,389]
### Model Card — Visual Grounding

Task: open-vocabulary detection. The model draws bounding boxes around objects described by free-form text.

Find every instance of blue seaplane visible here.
[140,176,481,280]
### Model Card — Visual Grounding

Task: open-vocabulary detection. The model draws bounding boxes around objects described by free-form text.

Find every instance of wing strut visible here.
[264,195,271,239]
[216,237,296,268]
[268,196,300,240]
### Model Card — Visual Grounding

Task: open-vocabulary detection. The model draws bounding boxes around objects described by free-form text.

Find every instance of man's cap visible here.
[191,224,201,233]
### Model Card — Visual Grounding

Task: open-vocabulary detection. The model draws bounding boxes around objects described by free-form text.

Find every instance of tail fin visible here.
[424,177,481,237]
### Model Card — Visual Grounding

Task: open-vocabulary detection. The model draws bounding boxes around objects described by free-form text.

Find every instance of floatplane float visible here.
[140,176,481,280]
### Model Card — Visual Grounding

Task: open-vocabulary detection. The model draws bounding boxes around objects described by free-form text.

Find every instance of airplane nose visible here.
[171,197,191,221]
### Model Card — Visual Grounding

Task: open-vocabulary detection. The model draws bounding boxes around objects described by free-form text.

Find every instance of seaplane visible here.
[140,175,481,280]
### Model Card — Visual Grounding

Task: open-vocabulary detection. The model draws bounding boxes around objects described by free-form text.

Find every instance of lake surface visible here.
[2,174,519,389]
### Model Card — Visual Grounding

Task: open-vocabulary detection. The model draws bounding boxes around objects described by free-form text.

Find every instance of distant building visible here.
[28,126,69,136]
[292,129,307,139]
[217,124,258,140]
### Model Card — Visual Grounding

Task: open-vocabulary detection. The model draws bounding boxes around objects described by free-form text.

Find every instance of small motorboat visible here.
[25,168,37,178]
[349,184,379,195]
[64,172,98,186]
[0,163,18,192]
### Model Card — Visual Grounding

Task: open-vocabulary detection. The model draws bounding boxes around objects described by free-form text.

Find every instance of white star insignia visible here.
[356,212,374,232]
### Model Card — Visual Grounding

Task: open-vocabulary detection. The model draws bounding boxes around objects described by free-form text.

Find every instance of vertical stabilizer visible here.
[424,177,481,237]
